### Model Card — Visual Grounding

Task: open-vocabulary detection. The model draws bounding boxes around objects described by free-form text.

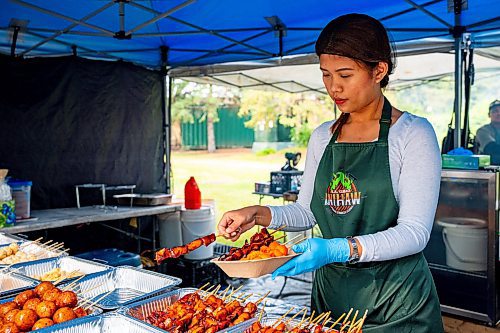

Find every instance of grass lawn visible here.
[170,148,306,246]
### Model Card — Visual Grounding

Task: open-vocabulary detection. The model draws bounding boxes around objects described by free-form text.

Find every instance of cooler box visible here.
[6,180,32,220]
[76,248,142,268]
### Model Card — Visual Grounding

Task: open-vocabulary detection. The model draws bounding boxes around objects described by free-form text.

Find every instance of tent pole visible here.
[452,0,465,148]
[161,46,172,194]
[10,26,20,57]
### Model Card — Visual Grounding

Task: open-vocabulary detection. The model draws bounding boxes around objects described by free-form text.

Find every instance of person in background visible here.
[475,100,500,164]
[218,13,443,332]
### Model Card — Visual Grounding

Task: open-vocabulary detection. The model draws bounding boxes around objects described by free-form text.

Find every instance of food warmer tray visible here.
[120,287,259,333]
[10,256,112,284]
[59,266,181,310]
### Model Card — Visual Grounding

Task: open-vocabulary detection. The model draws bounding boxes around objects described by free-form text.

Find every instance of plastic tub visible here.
[437,217,487,272]
[7,180,32,220]
[181,205,215,260]
[158,211,182,248]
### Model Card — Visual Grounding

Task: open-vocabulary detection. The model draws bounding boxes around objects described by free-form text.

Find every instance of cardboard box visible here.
[442,154,491,170]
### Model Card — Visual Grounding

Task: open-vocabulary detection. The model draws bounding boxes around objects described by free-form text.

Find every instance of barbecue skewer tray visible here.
[59,266,181,310]
[120,287,261,333]
[10,256,113,284]
[32,312,164,333]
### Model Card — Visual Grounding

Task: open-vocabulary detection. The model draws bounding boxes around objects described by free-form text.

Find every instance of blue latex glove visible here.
[447,147,473,155]
[272,238,350,279]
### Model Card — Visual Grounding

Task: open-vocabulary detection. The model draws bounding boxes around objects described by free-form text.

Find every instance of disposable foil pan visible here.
[0,241,67,267]
[18,313,159,333]
[60,266,181,310]
[11,256,112,283]
[0,232,25,245]
[0,271,37,297]
[120,287,259,333]
[229,315,353,333]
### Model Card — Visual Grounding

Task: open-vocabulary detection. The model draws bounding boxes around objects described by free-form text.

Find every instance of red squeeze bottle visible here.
[184,177,202,209]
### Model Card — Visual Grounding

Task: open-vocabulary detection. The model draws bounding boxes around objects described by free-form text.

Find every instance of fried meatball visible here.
[14,309,37,331]
[34,282,55,298]
[22,297,41,311]
[13,290,35,307]
[3,309,19,324]
[0,322,20,333]
[31,318,54,330]
[73,307,87,318]
[0,303,18,318]
[35,301,57,319]
[52,307,76,324]
[41,288,61,302]
[55,291,78,308]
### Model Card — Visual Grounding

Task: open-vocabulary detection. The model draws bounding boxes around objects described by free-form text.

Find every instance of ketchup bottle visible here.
[184,177,202,209]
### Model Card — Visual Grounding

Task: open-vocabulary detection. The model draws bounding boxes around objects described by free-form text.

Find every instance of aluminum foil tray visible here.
[0,232,25,246]
[0,241,67,267]
[11,256,112,283]
[230,315,353,333]
[0,271,37,297]
[33,312,165,333]
[61,266,181,310]
[121,287,259,333]
[0,294,103,316]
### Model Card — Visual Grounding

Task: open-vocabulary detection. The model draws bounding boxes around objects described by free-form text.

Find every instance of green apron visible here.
[310,97,443,332]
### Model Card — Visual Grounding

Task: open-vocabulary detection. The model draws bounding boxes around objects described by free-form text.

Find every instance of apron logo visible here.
[325,171,362,215]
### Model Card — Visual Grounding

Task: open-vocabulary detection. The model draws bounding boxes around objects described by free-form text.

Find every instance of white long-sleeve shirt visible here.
[268,112,442,262]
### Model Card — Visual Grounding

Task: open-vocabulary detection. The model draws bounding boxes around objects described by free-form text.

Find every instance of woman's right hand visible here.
[217,205,271,241]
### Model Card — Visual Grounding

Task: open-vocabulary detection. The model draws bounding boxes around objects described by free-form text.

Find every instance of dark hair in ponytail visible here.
[315,13,396,88]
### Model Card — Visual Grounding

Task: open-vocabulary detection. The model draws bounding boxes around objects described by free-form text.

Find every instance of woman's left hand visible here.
[272,238,350,278]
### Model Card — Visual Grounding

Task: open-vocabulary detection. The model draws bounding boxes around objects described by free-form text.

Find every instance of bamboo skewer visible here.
[340,321,351,332]
[329,313,346,330]
[343,308,353,325]
[197,282,210,292]
[258,301,266,322]
[347,310,359,333]
[226,285,243,301]
[296,309,309,329]
[289,236,308,247]
[78,282,107,295]
[61,275,86,291]
[272,306,295,328]
[255,291,271,305]
[240,293,253,303]
[270,225,287,235]
[284,307,307,326]
[83,290,113,310]
[219,285,231,300]
[284,234,303,246]
[307,310,316,327]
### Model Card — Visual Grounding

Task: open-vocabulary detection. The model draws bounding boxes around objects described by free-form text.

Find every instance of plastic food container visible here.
[59,266,181,310]
[24,312,162,333]
[0,271,38,298]
[120,287,259,333]
[7,180,32,220]
[11,256,112,283]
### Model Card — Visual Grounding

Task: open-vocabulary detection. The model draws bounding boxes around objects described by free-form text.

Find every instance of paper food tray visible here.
[211,251,299,278]
[60,266,181,310]
[0,271,38,298]
[227,315,346,333]
[120,287,260,333]
[11,256,112,283]
[32,312,164,333]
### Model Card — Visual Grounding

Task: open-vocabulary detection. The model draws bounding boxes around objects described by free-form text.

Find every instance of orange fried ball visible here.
[34,282,55,298]
[35,301,57,319]
[3,309,19,324]
[14,290,35,307]
[55,291,78,308]
[52,307,76,324]
[73,307,87,318]
[22,297,41,311]
[0,323,20,333]
[14,309,37,331]
[42,288,61,302]
[31,318,54,330]
[0,303,18,319]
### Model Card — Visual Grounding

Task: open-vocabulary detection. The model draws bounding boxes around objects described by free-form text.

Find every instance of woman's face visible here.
[319,54,386,114]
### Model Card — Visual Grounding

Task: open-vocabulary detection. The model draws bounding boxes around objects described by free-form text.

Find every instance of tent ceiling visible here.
[175,49,500,93]
[1,0,499,69]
